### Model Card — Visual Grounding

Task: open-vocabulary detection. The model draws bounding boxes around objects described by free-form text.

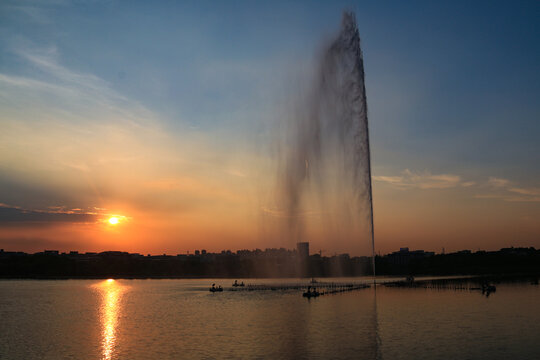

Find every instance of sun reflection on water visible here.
[93,279,128,360]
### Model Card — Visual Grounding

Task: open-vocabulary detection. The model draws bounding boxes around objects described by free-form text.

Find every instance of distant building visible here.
[297,242,309,259]
[387,248,434,265]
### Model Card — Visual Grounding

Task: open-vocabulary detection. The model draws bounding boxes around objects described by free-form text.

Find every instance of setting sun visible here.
[108,217,119,225]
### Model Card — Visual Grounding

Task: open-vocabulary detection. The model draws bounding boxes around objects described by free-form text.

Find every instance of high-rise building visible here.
[296,242,309,259]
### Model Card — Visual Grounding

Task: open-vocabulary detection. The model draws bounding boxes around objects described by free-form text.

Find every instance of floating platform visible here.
[227,281,371,296]
[382,276,497,293]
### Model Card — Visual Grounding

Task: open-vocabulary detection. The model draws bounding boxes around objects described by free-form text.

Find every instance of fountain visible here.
[276,11,375,277]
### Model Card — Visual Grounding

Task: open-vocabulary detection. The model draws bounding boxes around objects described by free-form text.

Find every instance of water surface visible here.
[1,279,539,359]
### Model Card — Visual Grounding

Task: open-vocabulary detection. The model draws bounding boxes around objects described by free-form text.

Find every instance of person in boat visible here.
[303,286,319,297]
[233,280,238,287]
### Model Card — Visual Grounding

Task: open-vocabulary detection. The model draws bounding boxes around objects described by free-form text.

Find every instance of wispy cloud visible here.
[0,45,259,221]
[475,177,540,202]
[374,170,540,202]
[508,187,540,196]
[1,46,159,131]
[373,169,466,189]
[488,177,511,188]
[0,203,101,224]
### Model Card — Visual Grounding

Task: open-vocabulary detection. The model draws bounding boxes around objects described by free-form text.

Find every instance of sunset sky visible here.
[1,0,539,255]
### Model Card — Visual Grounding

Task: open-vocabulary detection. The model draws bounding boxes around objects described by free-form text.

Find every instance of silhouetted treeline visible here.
[0,249,369,278]
[0,247,538,279]
[375,247,540,276]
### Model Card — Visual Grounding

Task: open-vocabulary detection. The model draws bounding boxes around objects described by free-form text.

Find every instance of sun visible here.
[108,217,119,225]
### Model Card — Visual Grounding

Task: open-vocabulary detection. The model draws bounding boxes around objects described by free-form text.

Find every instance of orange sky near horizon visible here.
[1,173,539,256]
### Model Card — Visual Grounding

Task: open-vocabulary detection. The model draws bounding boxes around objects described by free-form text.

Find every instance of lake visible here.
[0,278,539,359]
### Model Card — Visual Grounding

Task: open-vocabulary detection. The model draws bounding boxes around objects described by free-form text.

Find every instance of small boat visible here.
[209,284,223,292]
[232,280,245,287]
[303,290,320,298]
[481,283,496,296]
[303,286,320,298]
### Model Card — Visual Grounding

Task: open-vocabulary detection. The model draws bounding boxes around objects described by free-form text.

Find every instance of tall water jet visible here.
[275,11,375,277]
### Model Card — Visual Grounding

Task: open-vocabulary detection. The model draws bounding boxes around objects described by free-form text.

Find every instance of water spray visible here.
[278,11,375,279]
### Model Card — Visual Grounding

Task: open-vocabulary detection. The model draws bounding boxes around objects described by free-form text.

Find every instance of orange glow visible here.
[105,214,129,227]
[93,279,128,360]
[1,174,539,256]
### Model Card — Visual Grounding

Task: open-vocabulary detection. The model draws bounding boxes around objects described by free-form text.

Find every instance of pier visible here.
[381,276,500,295]
[226,281,371,296]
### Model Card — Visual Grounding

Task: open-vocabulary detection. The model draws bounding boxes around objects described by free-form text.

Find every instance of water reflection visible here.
[93,279,128,360]
[372,287,383,360]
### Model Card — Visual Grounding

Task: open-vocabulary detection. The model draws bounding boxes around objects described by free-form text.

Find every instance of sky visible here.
[0,0,539,255]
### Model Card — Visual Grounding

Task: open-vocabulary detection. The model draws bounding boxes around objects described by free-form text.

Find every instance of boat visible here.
[232,280,245,287]
[481,283,496,296]
[209,284,223,292]
[302,286,320,298]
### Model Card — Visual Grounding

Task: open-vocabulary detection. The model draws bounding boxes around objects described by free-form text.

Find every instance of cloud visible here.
[0,203,100,224]
[508,187,540,196]
[1,47,159,130]
[475,178,540,202]
[488,177,511,188]
[374,170,540,202]
[504,187,540,202]
[1,45,263,225]
[373,169,465,189]
[372,175,403,185]
[0,46,167,203]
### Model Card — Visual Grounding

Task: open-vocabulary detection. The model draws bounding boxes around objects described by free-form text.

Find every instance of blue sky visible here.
[0,0,539,253]
[3,1,538,175]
